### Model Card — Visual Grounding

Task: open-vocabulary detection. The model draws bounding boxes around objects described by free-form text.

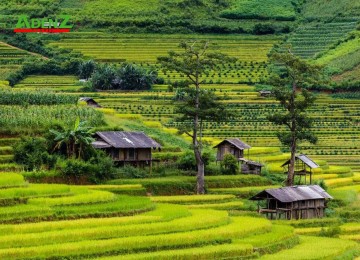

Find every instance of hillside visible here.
[0,1,359,259]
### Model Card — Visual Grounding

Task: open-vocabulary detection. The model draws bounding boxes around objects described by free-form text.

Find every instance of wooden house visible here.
[258,90,272,97]
[240,159,263,174]
[92,131,161,168]
[250,185,332,220]
[281,154,319,184]
[79,97,101,108]
[214,138,251,162]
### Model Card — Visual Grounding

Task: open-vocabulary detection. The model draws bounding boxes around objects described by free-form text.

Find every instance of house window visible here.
[128,148,136,160]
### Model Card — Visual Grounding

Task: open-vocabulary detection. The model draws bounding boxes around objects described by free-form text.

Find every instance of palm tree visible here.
[50,118,95,159]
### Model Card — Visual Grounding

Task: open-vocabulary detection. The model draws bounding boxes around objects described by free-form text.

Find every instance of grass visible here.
[0,173,25,188]
[208,185,281,198]
[95,243,254,259]
[0,209,229,249]
[220,0,297,21]
[150,194,236,204]
[0,217,270,259]
[261,236,358,259]
[0,195,154,223]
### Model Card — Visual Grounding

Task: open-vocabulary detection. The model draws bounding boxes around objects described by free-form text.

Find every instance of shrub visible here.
[253,24,276,35]
[60,159,91,179]
[113,63,158,90]
[177,151,196,171]
[116,165,148,179]
[90,63,159,91]
[13,137,57,171]
[220,154,239,175]
[78,60,97,80]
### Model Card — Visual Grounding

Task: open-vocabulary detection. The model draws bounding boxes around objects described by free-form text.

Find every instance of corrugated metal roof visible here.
[92,141,112,149]
[94,131,161,149]
[281,154,319,169]
[239,158,263,167]
[250,185,332,202]
[79,97,93,102]
[214,138,251,150]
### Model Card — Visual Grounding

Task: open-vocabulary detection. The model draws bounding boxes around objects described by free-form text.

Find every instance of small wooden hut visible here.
[250,185,332,220]
[92,131,161,169]
[240,159,263,174]
[281,154,319,184]
[214,138,251,162]
[258,90,272,97]
[79,97,101,108]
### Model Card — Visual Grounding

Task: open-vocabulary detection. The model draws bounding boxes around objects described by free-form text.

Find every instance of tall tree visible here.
[158,41,234,194]
[268,49,324,186]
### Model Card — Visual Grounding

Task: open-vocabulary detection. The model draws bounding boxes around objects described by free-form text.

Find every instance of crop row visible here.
[0,216,270,259]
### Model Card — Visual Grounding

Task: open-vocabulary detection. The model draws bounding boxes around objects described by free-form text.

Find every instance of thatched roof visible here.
[250,185,332,203]
[214,138,251,150]
[93,131,161,149]
[281,154,319,169]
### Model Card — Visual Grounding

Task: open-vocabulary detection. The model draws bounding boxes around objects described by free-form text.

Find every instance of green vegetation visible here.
[0,105,103,134]
[0,90,78,105]
[0,1,359,259]
[220,0,298,21]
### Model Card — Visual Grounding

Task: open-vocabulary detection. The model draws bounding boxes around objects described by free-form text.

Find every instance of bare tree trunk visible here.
[194,65,205,194]
[287,84,297,186]
[194,144,205,194]
[287,134,296,186]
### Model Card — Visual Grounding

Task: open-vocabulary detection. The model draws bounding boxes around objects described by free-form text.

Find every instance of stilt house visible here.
[92,131,161,168]
[250,185,332,220]
[214,138,263,174]
[214,138,251,161]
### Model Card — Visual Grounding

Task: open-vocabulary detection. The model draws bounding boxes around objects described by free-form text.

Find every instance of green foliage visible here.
[78,59,97,80]
[220,0,298,21]
[50,118,95,159]
[116,165,148,179]
[267,50,325,185]
[177,150,196,171]
[13,137,56,171]
[0,105,104,135]
[220,154,239,175]
[261,236,358,260]
[0,90,78,105]
[0,173,25,188]
[319,225,341,237]
[60,152,116,184]
[113,63,159,90]
[90,63,159,91]
[158,40,234,193]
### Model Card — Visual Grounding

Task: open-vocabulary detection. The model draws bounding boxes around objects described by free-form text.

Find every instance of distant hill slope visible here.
[0,0,359,87]
[1,0,298,34]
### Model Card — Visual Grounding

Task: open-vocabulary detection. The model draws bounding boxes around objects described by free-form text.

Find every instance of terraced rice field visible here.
[0,42,30,80]
[49,33,279,83]
[0,172,357,259]
[92,87,360,171]
[14,75,83,92]
[286,19,359,59]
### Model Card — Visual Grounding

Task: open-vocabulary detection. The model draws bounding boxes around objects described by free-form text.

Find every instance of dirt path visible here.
[0,41,49,60]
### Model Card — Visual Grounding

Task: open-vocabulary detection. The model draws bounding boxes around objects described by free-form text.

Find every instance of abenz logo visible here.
[14,15,73,33]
